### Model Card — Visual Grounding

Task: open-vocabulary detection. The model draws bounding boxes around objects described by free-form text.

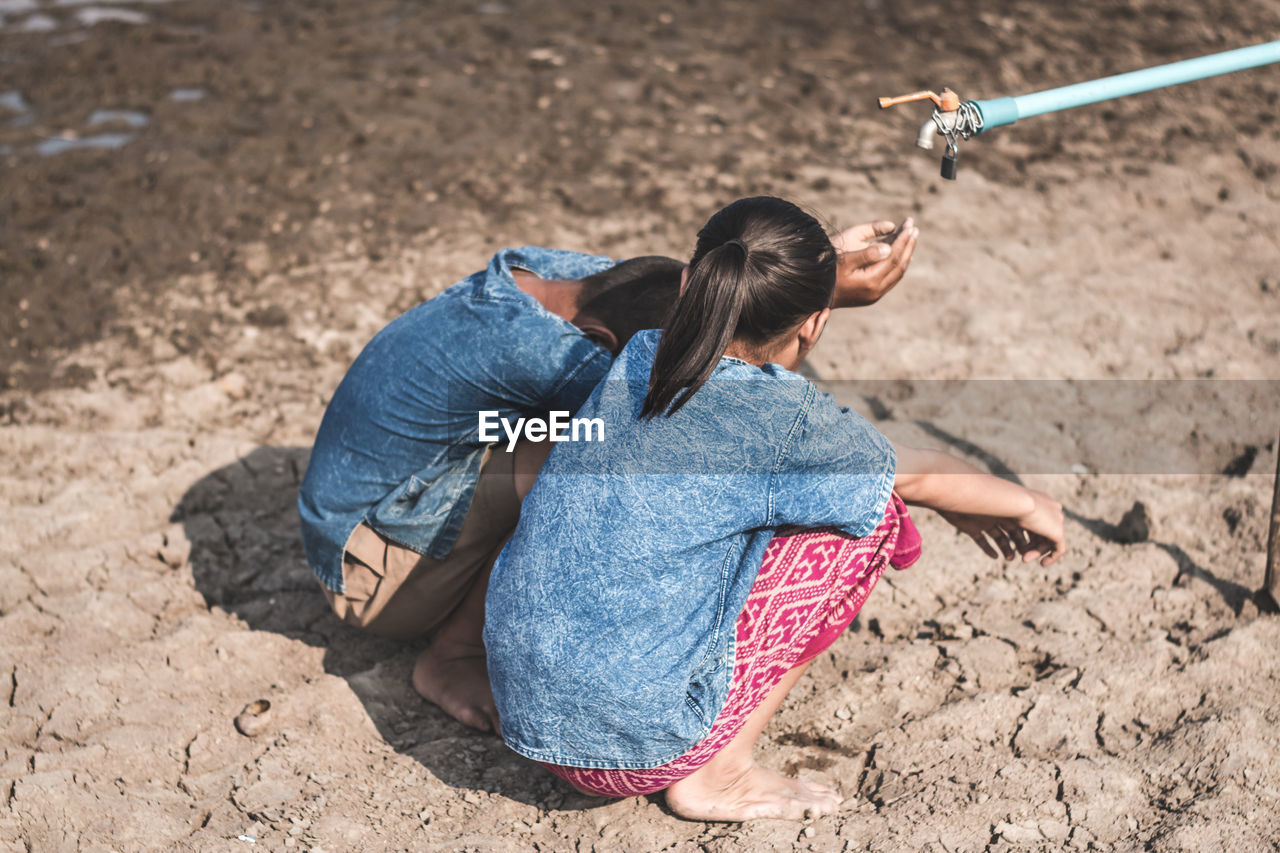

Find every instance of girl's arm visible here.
[893,444,1066,566]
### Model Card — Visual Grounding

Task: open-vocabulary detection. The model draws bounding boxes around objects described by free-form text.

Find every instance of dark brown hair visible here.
[576,256,683,349]
[640,197,836,418]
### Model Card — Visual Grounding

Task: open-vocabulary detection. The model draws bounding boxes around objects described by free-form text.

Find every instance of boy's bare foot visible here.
[412,640,500,734]
[407,440,553,735]
[666,761,842,822]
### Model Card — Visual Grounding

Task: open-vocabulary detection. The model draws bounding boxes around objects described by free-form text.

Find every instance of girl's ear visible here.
[796,308,830,355]
[678,265,691,295]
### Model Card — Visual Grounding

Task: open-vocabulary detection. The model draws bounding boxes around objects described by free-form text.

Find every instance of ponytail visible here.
[639,196,837,420]
[640,241,748,418]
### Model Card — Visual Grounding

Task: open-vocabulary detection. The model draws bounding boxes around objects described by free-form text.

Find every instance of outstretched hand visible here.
[939,490,1065,567]
[829,219,918,308]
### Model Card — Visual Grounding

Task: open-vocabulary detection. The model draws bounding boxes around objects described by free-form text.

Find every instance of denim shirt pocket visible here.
[684,643,732,734]
[367,446,486,558]
[683,546,737,729]
[684,677,714,729]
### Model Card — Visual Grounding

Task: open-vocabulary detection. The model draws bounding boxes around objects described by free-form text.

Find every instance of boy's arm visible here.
[893,444,1066,566]
[829,219,919,308]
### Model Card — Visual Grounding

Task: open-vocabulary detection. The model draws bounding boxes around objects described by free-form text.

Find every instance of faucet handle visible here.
[878,88,960,111]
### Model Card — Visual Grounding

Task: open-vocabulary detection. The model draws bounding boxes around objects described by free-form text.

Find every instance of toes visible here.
[798,779,841,798]
[800,779,838,795]
[667,763,845,823]
[813,793,843,817]
[481,704,502,736]
[793,781,842,818]
[453,705,494,733]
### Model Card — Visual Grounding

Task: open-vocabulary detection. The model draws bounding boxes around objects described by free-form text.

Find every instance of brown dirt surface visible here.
[3,0,1280,850]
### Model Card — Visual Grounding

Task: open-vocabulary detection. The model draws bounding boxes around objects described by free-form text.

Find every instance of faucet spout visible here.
[915,118,939,150]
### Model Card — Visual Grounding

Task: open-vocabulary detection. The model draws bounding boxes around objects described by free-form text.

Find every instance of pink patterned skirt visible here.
[540,493,921,797]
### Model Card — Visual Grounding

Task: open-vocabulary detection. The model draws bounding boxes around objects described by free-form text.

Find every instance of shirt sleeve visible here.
[540,342,613,414]
[768,388,897,538]
[516,247,619,413]
[466,247,618,419]
[468,313,611,420]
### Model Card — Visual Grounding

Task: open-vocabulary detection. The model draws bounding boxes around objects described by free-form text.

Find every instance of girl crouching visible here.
[484,196,1064,821]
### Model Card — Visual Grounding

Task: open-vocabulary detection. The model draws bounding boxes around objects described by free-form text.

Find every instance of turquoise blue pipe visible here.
[972,40,1280,132]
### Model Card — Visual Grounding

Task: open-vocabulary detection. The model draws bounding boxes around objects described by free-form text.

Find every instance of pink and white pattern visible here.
[541,494,921,797]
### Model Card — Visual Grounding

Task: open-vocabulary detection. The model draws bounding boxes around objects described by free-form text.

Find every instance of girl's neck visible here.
[724,337,800,371]
[723,340,765,365]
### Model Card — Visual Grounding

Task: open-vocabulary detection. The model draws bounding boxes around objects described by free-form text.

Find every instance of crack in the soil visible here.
[22,593,62,625]
[1010,699,1035,759]
[15,560,50,600]
[184,810,214,841]
[856,743,879,803]
[29,703,56,745]
[182,734,199,776]
[1082,607,1112,636]
[1093,711,1118,757]
[1053,762,1073,827]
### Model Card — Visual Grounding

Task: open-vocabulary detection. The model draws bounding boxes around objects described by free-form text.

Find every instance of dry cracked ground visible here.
[3,0,1280,850]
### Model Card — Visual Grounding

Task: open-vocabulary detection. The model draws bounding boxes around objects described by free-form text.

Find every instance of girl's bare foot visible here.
[663,660,841,821]
[412,640,500,733]
[666,761,842,822]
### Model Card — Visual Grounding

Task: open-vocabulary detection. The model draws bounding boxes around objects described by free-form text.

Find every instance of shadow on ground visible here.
[911,419,1258,614]
[172,445,613,810]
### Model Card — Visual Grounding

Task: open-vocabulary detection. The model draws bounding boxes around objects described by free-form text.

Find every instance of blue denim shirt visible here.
[485,329,897,769]
[298,246,616,592]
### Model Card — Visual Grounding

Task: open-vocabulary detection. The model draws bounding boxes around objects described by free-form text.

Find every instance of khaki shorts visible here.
[324,448,520,641]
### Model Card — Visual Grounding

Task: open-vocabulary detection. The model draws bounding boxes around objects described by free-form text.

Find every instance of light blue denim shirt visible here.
[485,329,897,769]
[298,246,616,592]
